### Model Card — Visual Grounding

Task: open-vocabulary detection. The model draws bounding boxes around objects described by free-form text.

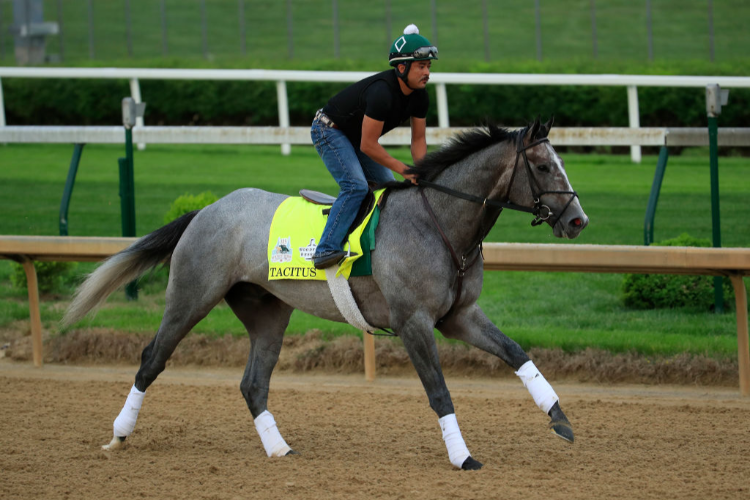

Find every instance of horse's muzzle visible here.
[555,213,589,239]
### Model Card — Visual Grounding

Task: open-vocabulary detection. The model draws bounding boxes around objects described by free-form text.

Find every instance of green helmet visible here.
[389,25,438,67]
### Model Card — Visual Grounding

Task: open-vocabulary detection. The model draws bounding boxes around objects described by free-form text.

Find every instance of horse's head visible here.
[503,117,588,239]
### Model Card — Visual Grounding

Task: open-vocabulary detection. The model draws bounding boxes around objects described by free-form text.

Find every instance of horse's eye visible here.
[537,164,549,173]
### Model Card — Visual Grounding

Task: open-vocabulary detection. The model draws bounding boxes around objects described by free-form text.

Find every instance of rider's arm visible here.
[360,115,416,183]
[410,117,427,165]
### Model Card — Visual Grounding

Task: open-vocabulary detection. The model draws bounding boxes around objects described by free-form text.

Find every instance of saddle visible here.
[299,189,375,237]
[267,189,385,282]
[300,189,336,206]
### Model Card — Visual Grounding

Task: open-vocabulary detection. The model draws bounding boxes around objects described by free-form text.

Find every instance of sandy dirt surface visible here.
[2,359,749,500]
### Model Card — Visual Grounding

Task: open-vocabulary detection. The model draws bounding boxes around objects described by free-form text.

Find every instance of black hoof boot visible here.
[548,401,575,443]
[461,456,483,470]
[285,449,300,456]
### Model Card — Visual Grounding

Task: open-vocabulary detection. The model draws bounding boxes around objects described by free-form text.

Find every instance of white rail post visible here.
[129,78,146,150]
[627,85,641,163]
[0,77,5,146]
[436,82,449,128]
[276,80,291,155]
[0,77,6,128]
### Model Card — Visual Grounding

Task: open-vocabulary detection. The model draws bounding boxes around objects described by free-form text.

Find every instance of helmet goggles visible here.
[389,45,439,63]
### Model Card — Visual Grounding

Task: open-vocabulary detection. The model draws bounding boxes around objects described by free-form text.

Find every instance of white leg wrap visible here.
[439,414,471,469]
[515,360,559,414]
[112,385,146,438]
[254,410,292,457]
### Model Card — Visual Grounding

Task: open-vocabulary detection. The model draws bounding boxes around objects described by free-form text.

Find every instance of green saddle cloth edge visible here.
[350,203,381,277]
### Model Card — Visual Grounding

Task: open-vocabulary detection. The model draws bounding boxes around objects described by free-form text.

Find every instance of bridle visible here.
[509,133,579,228]
[415,128,579,323]
[419,132,578,228]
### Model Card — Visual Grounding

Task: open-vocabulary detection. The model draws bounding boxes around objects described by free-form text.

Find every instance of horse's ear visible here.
[524,116,542,145]
[540,115,554,138]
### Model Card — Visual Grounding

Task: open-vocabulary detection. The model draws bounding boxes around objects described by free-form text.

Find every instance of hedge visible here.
[10,261,78,294]
[5,58,749,129]
[621,234,743,312]
[164,191,219,224]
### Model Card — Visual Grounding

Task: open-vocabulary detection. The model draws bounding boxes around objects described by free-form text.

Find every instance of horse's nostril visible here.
[571,218,582,227]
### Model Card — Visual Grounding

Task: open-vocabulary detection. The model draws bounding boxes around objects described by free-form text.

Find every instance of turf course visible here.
[0,143,748,357]
[2,0,746,64]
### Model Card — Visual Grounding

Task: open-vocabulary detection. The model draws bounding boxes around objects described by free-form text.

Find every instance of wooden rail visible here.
[1,236,748,396]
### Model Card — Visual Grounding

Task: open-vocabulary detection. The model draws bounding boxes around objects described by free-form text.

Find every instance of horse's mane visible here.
[408,124,521,182]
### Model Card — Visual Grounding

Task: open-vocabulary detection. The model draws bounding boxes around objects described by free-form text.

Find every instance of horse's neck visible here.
[421,143,515,253]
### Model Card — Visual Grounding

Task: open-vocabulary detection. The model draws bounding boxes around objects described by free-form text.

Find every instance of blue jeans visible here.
[310,117,395,255]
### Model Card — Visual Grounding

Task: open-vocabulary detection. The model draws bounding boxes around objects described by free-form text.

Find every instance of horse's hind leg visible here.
[102,269,229,451]
[438,304,575,443]
[224,283,296,457]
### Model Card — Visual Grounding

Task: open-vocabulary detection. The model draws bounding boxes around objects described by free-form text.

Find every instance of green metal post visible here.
[643,146,668,246]
[708,116,723,313]
[59,143,85,236]
[119,128,138,300]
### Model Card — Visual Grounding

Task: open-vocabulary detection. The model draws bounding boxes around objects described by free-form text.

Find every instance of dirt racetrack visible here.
[2,360,749,500]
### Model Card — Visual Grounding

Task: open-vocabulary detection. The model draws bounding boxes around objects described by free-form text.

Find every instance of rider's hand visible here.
[401,164,418,185]
[403,172,418,185]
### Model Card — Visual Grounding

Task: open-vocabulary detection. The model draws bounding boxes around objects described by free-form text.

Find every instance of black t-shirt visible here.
[322,69,429,147]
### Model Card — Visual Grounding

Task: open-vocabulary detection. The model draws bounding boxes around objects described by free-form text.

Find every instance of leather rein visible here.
[417,132,579,324]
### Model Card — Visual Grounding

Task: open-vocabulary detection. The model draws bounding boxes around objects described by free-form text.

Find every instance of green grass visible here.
[2,143,749,245]
[0,265,740,357]
[0,1,747,64]
[0,143,748,358]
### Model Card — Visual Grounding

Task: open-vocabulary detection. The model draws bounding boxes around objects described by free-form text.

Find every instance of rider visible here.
[310,24,438,269]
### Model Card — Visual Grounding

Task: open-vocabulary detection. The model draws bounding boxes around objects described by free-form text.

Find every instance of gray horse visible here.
[63,118,588,470]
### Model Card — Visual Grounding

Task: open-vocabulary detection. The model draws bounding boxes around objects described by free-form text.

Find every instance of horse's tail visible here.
[62,210,200,328]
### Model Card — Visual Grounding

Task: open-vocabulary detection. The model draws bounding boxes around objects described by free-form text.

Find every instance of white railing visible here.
[2,125,750,148]
[2,67,750,161]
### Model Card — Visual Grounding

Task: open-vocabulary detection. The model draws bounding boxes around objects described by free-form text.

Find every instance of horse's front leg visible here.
[438,304,574,443]
[396,310,483,470]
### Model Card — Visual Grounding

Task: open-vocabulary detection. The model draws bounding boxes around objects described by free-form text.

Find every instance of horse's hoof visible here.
[549,420,575,443]
[285,449,300,456]
[102,435,127,451]
[461,456,483,470]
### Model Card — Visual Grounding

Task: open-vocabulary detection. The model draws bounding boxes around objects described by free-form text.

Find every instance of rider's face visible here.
[407,61,431,89]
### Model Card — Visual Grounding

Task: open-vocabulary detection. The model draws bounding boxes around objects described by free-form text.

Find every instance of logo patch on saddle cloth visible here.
[267,190,385,281]
[270,237,293,263]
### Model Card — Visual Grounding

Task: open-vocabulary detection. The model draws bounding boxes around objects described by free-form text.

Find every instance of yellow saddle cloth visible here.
[267,190,385,280]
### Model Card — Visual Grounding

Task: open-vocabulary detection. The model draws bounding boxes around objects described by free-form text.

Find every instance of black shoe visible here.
[312,250,358,269]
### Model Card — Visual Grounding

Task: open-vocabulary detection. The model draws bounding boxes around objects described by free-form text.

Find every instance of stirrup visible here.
[313,250,358,269]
